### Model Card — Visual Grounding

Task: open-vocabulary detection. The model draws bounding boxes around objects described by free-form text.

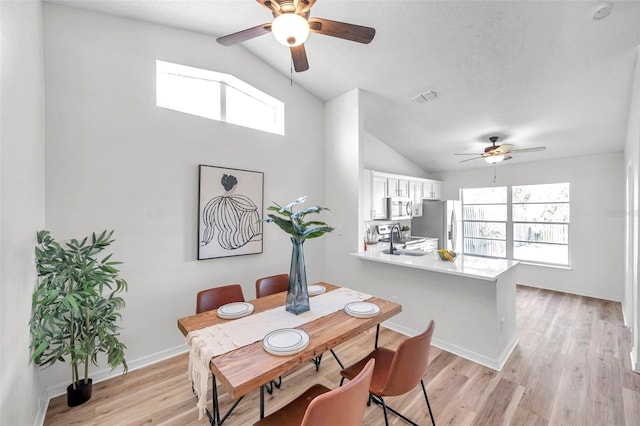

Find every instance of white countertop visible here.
[352,249,519,281]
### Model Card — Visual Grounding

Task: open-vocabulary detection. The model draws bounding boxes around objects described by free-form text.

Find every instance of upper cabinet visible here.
[410,180,424,217]
[364,170,442,220]
[364,169,388,220]
[423,179,442,200]
[387,177,410,197]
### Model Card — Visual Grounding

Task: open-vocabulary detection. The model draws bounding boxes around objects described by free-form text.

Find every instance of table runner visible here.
[187,286,371,418]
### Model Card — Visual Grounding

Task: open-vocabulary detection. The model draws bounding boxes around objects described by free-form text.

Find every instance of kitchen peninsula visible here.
[352,249,519,370]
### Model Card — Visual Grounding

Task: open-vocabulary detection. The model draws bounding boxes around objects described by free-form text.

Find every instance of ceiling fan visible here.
[455,136,546,164]
[216,0,376,72]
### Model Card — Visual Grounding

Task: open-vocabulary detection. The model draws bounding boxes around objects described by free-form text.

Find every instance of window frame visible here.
[155,60,285,135]
[461,187,508,259]
[511,183,571,267]
[460,183,571,267]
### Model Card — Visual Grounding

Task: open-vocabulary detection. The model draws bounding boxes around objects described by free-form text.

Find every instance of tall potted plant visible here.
[263,196,334,314]
[29,230,128,407]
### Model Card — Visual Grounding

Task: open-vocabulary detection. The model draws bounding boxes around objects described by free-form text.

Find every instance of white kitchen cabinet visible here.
[371,174,388,219]
[410,180,424,217]
[388,177,410,197]
[423,179,442,200]
[364,170,388,220]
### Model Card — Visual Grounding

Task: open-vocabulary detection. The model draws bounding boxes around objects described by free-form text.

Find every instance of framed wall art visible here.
[198,165,263,260]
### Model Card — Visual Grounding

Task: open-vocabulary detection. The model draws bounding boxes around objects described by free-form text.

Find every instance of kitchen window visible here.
[512,183,570,266]
[155,60,285,135]
[461,183,570,266]
[461,187,507,258]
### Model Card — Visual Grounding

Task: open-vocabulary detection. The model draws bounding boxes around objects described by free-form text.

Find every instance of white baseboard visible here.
[382,321,518,371]
[34,344,188,426]
[381,320,418,337]
[517,280,622,302]
[632,349,640,374]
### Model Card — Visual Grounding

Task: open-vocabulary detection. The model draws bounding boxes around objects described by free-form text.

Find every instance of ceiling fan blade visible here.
[454,153,484,156]
[217,24,272,46]
[290,44,309,72]
[296,0,316,14]
[494,144,513,154]
[460,156,484,163]
[256,0,280,14]
[508,147,547,153]
[308,17,376,44]
[503,155,513,161]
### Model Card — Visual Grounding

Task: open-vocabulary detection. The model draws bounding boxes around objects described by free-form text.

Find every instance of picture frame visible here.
[198,165,264,260]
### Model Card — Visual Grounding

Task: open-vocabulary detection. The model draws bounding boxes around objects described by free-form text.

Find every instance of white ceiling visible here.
[47,0,640,173]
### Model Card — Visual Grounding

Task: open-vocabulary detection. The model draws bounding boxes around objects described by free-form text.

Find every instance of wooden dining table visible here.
[177,282,402,425]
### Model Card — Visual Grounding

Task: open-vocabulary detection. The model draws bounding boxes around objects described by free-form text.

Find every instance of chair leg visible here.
[311,354,323,371]
[340,376,345,387]
[421,379,436,426]
[265,375,282,395]
[265,380,273,395]
[370,392,422,426]
[273,376,282,389]
[380,396,390,426]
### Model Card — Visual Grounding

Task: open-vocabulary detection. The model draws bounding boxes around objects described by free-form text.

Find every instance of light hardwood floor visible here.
[44,285,640,425]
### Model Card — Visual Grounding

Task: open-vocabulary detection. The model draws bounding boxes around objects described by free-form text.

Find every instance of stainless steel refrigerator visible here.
[411,200,462,251]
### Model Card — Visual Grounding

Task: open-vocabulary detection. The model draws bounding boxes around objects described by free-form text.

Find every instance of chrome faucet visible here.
[389,223,401,254]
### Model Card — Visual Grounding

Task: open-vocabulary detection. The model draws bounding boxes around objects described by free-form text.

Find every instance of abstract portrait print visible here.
[198,165,263,259]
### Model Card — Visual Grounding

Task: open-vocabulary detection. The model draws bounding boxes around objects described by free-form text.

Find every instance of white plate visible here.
[344,302,381,318]
[263,329,310,356]
[307,284,326,296]
[217,302,254,319]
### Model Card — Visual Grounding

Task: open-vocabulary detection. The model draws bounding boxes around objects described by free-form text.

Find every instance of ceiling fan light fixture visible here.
[271,13,310,47]
[485,155,505,164]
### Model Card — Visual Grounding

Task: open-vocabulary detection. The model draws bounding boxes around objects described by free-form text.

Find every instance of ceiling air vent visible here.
[411,89,438,104]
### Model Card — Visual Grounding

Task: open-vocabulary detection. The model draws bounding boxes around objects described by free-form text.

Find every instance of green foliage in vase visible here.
[262,196,334,243]
[29,230,128,389]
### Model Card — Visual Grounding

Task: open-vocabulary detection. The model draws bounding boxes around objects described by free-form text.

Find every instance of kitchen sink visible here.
[381,249,427,256]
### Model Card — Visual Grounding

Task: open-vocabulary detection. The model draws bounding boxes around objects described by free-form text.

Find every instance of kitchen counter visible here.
[353,249,519,281]
[351,248,520,370]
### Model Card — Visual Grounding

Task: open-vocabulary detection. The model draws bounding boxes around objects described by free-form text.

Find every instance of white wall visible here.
[435,152,625,301]
[0,1,46,425]
[624,46,640,372]
[42,3,325,394]
[362,130,428,178]
[324,90,361,284]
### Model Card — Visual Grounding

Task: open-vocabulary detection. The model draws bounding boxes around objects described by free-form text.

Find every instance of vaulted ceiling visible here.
[47,0,640,172]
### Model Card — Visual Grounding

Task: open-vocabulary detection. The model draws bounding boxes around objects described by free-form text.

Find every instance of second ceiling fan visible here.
[455,136,546,164]
[216,0,376,72]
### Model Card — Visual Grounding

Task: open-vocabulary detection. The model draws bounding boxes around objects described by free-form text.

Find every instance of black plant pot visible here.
[67,378,92,407]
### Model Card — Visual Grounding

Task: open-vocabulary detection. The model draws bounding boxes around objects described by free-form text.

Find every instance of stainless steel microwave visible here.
[387,197,413,220]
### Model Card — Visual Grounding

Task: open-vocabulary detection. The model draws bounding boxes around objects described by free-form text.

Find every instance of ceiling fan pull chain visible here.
[493,165,497,183]
[290,58,293,86]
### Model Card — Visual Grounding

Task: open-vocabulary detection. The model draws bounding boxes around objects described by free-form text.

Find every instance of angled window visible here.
[156,60,285,135]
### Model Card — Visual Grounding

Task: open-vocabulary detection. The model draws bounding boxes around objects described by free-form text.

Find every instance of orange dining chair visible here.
[255,273,289,298]
[253,358,376,426]
[196,283,245,314]
[339,320,436,426]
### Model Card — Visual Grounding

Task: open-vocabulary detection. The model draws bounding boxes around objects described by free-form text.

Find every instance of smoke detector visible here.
[412,89,439,104]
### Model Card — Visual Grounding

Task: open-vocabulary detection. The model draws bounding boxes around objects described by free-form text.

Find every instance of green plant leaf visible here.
[262,197,334,240]
[29,230,129,382]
